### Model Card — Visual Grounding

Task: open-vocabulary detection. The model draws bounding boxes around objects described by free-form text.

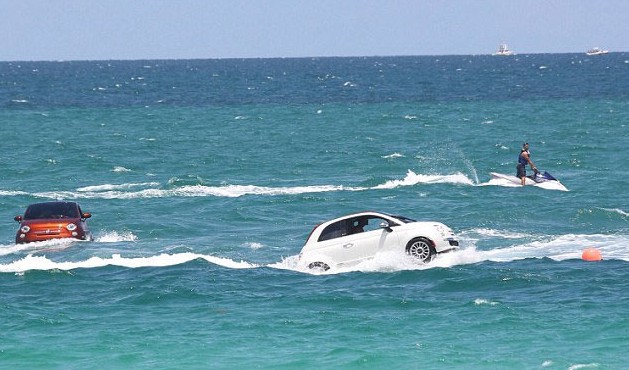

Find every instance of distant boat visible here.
[493,43,514,56]
[586,47,609,56]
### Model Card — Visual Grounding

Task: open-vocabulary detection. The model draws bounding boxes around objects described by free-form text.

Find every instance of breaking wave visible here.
[0,253,257,274]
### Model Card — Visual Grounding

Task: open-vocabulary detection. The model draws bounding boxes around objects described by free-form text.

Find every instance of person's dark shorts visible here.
[516,164,526,178]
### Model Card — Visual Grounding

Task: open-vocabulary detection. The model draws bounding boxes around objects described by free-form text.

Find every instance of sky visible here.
[2,0,627,61]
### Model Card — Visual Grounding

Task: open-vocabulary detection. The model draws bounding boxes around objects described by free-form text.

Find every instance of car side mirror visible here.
[379,222,393,232]
[14,215,23,222]
[82,212,92,219]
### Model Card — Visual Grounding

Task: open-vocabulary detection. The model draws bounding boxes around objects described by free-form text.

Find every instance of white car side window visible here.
[348,216,388,234]
[318,216,395,242]
[318,220,349,242]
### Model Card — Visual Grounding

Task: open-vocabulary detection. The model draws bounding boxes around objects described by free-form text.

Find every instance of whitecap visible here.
[473,298,499,306]
[567,364,600,370]
[112,166,131,172]
[381,153,404,159]
[95,231,138,243]
[77,182,160,192]
[0,190,29,196]
[244,242,264,250]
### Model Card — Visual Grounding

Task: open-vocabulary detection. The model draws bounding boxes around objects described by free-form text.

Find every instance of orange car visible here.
[14,201,93,244]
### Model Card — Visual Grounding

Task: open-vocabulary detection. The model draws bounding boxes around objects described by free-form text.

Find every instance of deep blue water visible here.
[1,53,628,369]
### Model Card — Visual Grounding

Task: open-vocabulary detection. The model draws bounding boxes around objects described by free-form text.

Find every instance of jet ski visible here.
[490,171,568,191]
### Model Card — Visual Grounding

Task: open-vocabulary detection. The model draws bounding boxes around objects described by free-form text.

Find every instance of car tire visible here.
[308,262,330,271]
[406,237,435,263]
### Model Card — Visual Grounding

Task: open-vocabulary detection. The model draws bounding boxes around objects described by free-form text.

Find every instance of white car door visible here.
[331,216,401,265]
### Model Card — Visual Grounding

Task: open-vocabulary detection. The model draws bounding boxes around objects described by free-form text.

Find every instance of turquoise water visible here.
[1,54,628,369]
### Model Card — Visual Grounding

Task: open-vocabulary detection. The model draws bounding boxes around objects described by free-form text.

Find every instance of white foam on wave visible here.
[96,231,138,243]
[173,184,364,198]
[474,298,499,306]
[0,238,76,257]
[0,243,47,257]
[0,252,258,273]
[112,166,132,172]
[382,152,405,159]
[567,364,600,370]
[0,190,29,196]
[244,242,265,250]
[77,182,160,192]
[373,170,474,189]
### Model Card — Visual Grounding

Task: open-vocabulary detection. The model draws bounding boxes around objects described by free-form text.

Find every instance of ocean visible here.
[1,54,628,369]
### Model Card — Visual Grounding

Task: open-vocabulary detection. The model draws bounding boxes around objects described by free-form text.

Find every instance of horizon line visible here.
[1,50,626,64]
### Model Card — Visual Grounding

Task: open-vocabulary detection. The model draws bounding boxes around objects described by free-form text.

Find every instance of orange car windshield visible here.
[24,203,79,220]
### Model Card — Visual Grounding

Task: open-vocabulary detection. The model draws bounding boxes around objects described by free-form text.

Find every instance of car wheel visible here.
[406,237,435,263]
[308,262,330,271]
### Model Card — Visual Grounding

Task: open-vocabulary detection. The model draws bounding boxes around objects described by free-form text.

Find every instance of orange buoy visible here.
[582,247,602,262]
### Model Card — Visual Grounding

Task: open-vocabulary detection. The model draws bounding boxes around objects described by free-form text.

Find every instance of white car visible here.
[299,211,459,271]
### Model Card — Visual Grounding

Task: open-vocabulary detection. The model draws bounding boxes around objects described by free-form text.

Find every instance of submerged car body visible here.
[299,211,459,271]
[14,201,93,244]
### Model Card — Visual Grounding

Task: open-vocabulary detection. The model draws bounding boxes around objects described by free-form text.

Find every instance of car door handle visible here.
[343,243,354,249]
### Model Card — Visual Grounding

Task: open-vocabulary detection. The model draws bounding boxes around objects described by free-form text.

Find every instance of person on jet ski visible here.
[516,142,538,185]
